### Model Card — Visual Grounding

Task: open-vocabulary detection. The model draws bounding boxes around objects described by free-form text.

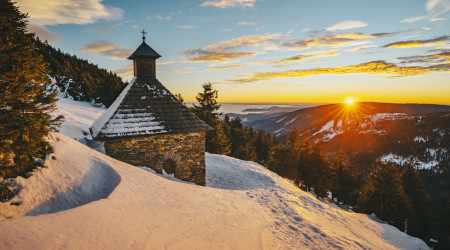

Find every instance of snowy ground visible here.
[0,98,429,249]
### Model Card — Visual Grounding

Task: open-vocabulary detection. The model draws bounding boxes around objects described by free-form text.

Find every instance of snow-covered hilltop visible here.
[0,98,429,249]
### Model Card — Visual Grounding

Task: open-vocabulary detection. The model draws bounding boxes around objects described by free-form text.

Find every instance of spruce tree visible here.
[330,151,360,206]
[191,82,230,154]
[0,0,62,178]
[401,163,432,240]
[356,161,417,232]
[254,129,271,165]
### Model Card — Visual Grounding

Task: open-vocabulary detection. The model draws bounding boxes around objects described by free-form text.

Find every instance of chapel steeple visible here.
[127,29,161,78]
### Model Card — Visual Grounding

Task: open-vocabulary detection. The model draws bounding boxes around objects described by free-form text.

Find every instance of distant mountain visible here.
[242,102,450,170]
[34,37,126,107]
[244,102,450,138]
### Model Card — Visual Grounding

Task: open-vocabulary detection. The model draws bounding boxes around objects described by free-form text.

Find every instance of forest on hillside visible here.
[34,38,127,107]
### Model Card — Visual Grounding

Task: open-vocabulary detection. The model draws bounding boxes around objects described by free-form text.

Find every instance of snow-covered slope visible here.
[0,98,429,249]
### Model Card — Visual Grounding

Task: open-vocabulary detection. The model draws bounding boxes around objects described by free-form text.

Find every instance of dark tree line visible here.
[33,37,127,107]
[268,128,443,247]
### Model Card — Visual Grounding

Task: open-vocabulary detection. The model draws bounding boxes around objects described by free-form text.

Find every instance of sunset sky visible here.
[16,0,450,104]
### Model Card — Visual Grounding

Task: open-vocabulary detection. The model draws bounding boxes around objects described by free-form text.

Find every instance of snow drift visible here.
[0,98,429,249]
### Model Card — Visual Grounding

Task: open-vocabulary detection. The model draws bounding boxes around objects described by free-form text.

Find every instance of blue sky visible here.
[16,0,450,104]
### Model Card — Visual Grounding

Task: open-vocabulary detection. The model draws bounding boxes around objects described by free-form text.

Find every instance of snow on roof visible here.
[90,77,137,139]
[89,77,211,140]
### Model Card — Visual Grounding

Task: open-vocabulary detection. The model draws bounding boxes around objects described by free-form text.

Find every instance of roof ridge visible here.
[90,77,137,139]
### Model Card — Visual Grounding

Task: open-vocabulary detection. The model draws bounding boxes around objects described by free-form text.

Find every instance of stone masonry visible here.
[104,131,206,185]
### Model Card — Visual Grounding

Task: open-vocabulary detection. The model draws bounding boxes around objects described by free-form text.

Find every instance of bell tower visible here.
[127,30,161,78]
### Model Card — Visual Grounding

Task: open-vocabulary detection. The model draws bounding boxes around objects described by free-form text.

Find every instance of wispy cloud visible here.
[205,50,339,70]
[17,0,123,25]
[83,26,113,33]
[347,45,376,52]
[182,33,284,62]
[159,67,195,74]
[156,61,175,67]
[81,40,133,60]
[397,52,450,64]
[238,21,257,26]
[200,0,257,8]
[227,60,450,83]
[182,50,257,62]
[204,33,284,51]
[114,64,133,75]
[207,64,251,70]
[426,0,450,17]
[27,23,60,42]
[156,14,172,21]
[325,20,368,31]
[283,33,374,49]
[268,51,340,64]
[400,16,425,23]
[399,0,449,23]
[175,25,199,29]
[17,0,123,42]
[383,36,450,48]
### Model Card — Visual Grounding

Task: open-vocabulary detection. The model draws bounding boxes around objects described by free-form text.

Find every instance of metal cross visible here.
[141,29,147,41]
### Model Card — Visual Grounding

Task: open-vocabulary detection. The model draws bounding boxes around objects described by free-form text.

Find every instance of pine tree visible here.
[268,144,299,183]
[330,151,361,206]
[356,161,417,232]
[254,129,271,165]
[0,0,62,178]
[401,163,432,240]
[191,82,230,154]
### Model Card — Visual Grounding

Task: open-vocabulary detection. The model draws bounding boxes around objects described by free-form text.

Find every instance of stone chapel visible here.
[90,31,212,185]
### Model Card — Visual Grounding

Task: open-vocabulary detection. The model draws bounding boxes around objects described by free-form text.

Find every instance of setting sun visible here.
[346,98,354,106]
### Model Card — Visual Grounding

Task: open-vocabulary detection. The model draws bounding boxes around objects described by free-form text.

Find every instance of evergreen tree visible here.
[191,83,230,154]
[174,93,185,105]
[401,163,432,240]
[303,144,331,197]
[287,127,301,148]
[356,161,417,232]
[0,0,62,178]
[254,130,271,165]
[330,151,361,206]
[268,144,299,183]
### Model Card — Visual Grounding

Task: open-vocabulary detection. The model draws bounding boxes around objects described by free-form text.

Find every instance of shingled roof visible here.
[90,77,212,141]
[127,41,161,59]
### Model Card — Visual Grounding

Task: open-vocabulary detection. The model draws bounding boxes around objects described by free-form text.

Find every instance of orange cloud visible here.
[182,50,256,62]
[207,64,250,70]
[227,60,450,83]
[81,40,133,60]
[283,33,374,49]
[268,52,340,64]
[158,67,195,74]
[156,61,174,67]
[203,34,284,51]
[397,52,450,64]
[384,36,449,48]
[113,64,133,75]
[182,34,283,62]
